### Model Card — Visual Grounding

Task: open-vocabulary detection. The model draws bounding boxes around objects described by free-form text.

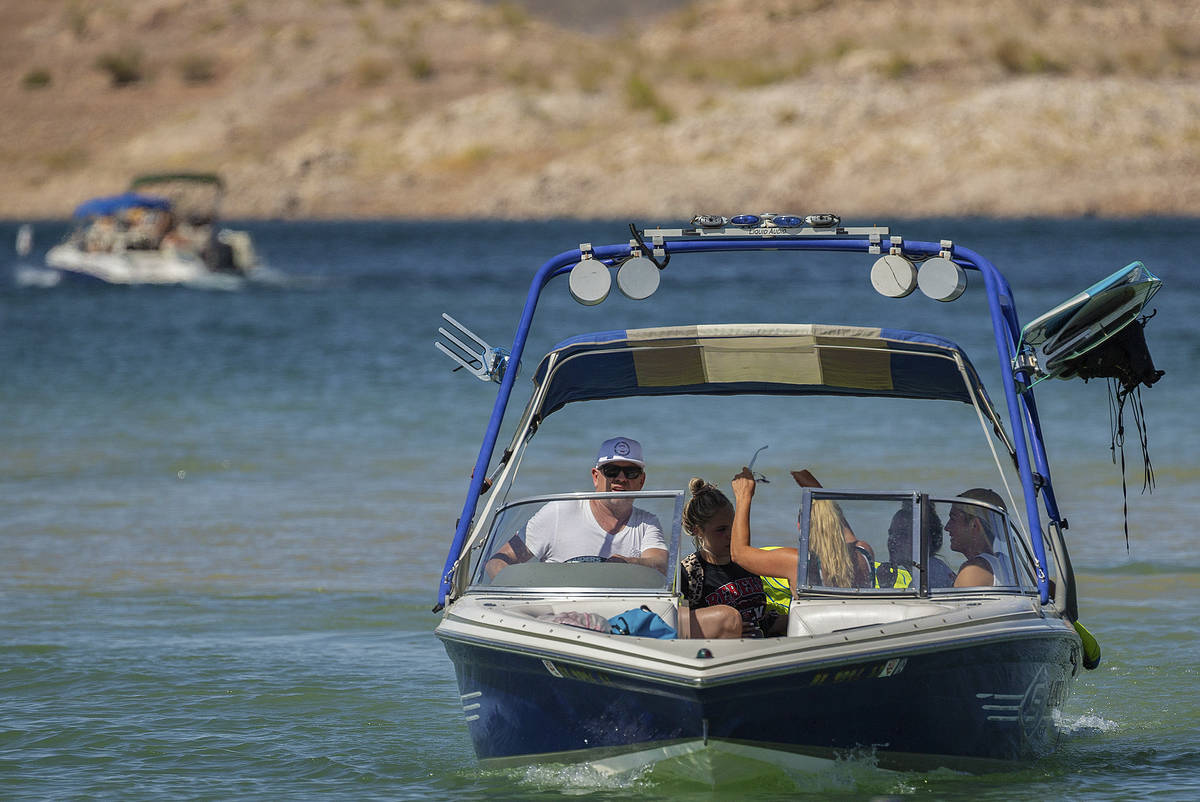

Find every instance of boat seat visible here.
[787,601,954,636]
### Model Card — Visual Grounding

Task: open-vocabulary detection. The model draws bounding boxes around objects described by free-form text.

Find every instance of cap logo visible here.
[613,440,630,457]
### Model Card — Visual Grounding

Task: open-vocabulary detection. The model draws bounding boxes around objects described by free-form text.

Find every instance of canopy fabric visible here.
[72,192,171,218]
[530,324,990,420]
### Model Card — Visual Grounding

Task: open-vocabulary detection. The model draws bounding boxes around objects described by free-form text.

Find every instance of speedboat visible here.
[432,215,1163,778]
[45,172,258,285]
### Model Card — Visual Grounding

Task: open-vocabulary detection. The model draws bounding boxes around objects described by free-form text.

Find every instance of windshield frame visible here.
[795,488,1038,598]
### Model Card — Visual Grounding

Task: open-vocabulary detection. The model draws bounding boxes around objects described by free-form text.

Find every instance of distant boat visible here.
[45,173,259,285]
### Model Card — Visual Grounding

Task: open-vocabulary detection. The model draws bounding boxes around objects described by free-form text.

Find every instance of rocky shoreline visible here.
[2,0,1198,220]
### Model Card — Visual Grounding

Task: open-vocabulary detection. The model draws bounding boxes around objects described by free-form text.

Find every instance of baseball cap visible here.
[595,437,645,468]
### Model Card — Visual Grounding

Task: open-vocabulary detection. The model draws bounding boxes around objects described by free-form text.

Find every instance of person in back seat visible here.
[876,502,956,588]
[948,488,1015,587]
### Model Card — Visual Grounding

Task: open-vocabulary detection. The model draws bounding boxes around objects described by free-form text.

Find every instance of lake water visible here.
[2,218,1197,800]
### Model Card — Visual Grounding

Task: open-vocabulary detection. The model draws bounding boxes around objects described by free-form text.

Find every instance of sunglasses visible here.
[599,464,643,480]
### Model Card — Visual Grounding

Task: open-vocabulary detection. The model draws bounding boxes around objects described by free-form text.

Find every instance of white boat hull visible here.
[45,228,256,286]
[46,243,217,285]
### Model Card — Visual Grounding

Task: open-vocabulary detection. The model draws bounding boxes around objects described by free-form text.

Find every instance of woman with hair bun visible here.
[678,477,786,638]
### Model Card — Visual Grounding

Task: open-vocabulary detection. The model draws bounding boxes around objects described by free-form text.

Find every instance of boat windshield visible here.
[794,490,1038,594]
[468,490,684,593]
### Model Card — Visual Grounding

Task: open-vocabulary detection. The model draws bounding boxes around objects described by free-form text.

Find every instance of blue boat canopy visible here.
[72,192,171,218]
[530,324,993,421]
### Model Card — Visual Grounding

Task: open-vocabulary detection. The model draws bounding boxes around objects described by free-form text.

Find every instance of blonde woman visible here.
[730,468,874,590]
[807,498,861,587]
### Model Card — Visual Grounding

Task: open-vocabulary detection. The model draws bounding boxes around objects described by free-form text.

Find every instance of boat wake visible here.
[8,261,299,292]
[12,264,62,288]
[497,747,921,796]
[513,760,651,791]
[1054,710,1120,735]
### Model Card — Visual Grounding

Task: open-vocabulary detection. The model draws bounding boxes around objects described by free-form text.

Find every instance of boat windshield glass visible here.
[794,491,1038,594]
[469,491,684,593]
[470,390,1043,600]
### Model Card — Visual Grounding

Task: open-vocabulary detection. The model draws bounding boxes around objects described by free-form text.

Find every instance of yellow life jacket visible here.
[759,546,792,615]
[874,561,914,588]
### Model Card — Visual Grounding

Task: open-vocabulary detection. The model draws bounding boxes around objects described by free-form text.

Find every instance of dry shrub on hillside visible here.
[355,57,393,87]
[178,54,219,85]
[22,68,53,90]
[96,46,146,87]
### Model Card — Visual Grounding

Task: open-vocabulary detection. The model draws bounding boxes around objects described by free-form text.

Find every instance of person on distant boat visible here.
[151,209,176,249]
[84,215,118,252]
[728,467,875,592]
[678,478,783,638]
[876,502,957,588]
[483,437,669,578]
[947,488,1015,587]
[124,207,160,250]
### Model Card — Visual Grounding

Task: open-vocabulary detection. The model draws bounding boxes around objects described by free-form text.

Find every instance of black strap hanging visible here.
[1076,312,1163,550]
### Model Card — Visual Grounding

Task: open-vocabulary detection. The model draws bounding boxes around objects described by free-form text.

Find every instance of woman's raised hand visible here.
[731,466,756,499]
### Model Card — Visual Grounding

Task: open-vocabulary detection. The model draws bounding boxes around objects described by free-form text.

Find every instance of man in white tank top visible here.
[947,488,1015,587]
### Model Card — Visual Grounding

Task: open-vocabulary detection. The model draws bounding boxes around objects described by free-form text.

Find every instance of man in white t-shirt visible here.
[484,437,669,577]
[948,488,1016,587]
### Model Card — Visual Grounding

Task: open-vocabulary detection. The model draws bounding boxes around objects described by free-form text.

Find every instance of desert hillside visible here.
[2,0,1198,220]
